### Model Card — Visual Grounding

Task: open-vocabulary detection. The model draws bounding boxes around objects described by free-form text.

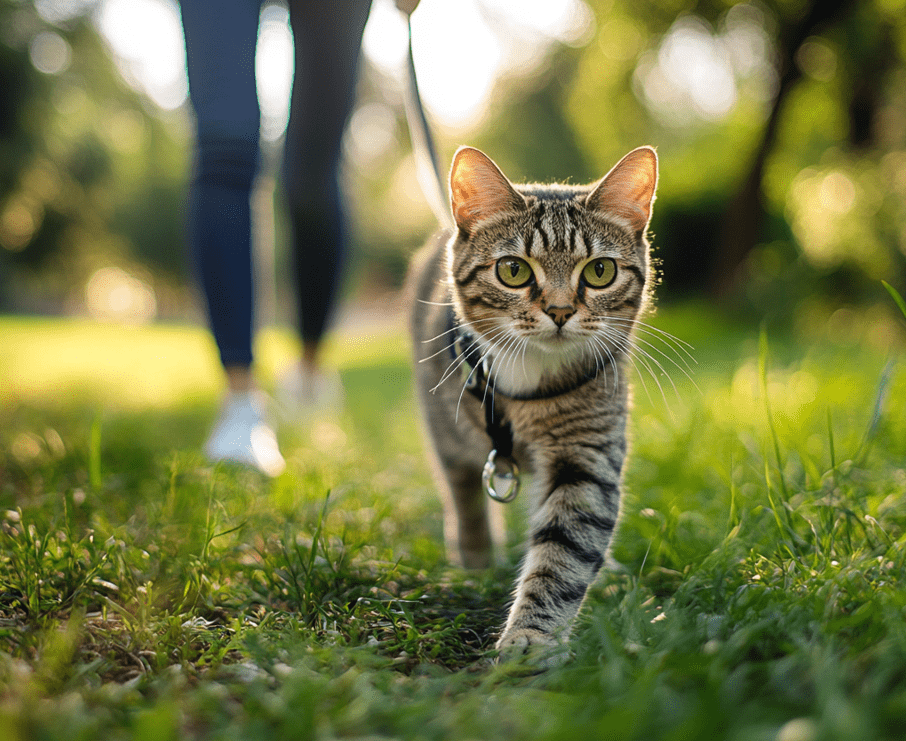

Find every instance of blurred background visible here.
[1,0,905,340]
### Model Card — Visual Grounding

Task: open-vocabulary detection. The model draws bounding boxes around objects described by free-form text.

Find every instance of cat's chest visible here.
[480,336,596,399]
[489,348,573,397]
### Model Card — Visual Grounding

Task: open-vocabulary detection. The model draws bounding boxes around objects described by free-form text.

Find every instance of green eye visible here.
[496,257,533,287]
[582,258,617,288]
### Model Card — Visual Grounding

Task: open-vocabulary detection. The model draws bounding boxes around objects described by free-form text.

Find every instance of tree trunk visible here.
[709,0,858,299]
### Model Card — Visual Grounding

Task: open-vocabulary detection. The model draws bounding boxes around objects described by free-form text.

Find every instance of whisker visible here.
[599,329,661,408]
[520,336,530,382]
[584,338,608,392]
[589,337,619,398]
[418,320,503,364]
[514,337,530,386]
[490,335,521,421]
[607,317,697,368]
[599,317,698,396]
[432,324,511,393]
[453,329,514,420]
[627,333,700,391]
[608,315,695,349]
[421,316,499,345]
[601,327,678,416]
[419,338,461,363]
[482,331,522,410]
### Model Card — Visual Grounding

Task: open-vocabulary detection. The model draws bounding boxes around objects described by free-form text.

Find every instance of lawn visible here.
[0,302,904,741]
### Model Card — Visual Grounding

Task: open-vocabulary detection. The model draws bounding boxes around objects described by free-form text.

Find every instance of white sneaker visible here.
[276,363,344,420]
[204,391,286,477]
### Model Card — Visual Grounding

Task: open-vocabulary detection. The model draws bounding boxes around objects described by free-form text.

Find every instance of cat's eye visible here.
[496,257,533,287]
[582,258,617,288]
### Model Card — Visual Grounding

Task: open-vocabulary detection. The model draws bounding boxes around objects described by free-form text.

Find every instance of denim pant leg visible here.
[283,0,372,345]
[180,0,263,368]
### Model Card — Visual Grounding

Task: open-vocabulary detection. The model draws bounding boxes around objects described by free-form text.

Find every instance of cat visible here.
[406,145,658,658]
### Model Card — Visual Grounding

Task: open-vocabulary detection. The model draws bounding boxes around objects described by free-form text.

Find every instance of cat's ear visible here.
[449,147,526,235]
[585,146,658,235]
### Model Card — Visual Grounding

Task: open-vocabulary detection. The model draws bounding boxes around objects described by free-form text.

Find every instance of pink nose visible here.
[545,305,575,328]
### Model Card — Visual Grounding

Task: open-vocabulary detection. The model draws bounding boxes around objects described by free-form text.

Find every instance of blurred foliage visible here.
[353,0,906,322]
[0,0,189,315]
[2,0,906,325]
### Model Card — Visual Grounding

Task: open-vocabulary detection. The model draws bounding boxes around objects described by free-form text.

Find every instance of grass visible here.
[0,300,904,741]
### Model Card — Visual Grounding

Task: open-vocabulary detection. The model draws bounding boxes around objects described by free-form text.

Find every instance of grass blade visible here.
[856,357,895,465]
[758,326,788,503]
[89,416,102,491]
[882,280,906,319]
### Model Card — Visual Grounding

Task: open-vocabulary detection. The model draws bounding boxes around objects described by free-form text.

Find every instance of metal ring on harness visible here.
[482,449,520,503]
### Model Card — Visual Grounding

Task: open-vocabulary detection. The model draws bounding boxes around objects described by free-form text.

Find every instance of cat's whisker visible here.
[601,328,678,416]
[618,333,683,399]
[482,330,522,411]
[502,334,527,385]
[609,325,697,380]
[454,357,484,422]
[520,336,533,383]
[419,338,461,363]
[517,336,530,384]
[588,337,619,398]
[439,323,512,404]
[484,344,509,419]
[584,339,609,393]
[504,335,528,386]
[494,333,529,416]
[435,328,512,394]
[619,347,658,407]
[632,318,696,353]
[432,325,511,394]
[419,320,504,364]
[620,331,699,392]
[417,299,455,306]
[598,329,661,408]
[597,318,692,396]
[453,329,515,420]
[607,317,697,370]
[421,316,499,345]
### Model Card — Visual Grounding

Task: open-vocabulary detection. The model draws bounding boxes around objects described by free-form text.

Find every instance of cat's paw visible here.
[495,629,571,668]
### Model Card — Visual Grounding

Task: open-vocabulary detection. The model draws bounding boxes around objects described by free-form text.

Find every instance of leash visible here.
[402,9,453,231]
[401,4,518,502]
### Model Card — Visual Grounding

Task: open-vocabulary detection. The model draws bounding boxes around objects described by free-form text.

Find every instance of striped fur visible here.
[407,146,658,657]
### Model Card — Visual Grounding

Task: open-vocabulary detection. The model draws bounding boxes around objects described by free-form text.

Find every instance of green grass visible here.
[0,304,905,741]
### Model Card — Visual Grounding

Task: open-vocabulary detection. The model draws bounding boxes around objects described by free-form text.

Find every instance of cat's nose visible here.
[545,305,575,328]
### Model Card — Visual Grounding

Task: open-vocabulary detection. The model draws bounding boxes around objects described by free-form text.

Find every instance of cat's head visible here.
[445,146,658,392]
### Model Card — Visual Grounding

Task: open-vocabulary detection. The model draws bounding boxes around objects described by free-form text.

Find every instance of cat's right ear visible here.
[449,147,526,236]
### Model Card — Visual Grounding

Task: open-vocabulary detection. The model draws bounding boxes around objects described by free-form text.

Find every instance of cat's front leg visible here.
[496,452,621,660]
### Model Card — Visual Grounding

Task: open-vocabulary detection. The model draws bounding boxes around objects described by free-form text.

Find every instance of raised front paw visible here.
[495,629,570,667]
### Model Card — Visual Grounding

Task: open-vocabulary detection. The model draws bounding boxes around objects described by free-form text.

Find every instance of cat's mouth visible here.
[530,329,587,355]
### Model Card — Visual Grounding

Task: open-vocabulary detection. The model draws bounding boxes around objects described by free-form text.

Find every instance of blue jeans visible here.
[180,0,372,367]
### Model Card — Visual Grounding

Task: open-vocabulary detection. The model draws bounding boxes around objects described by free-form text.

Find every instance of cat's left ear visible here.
[449,147,526,236]
[585,146,658,235]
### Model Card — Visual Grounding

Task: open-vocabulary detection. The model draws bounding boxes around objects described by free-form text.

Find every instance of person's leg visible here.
[181,0,261,385]
[181,0,284,474]
[283,0,373,380]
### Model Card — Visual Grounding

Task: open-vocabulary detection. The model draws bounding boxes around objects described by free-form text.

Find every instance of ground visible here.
[0,301,905,741]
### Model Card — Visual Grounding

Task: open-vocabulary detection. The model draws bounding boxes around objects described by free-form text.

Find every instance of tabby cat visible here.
[407,145,658,656]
